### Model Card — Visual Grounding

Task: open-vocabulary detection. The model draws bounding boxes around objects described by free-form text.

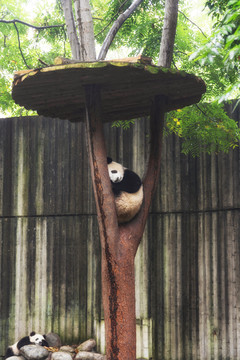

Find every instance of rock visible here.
[20,345,49,360]
[52,351,73,360]
[76,339,96,352]
[59,346,75,353]
[46,353,52,360]
[75,352,106,360]
[5,357,25,360]
[45,333,61,348]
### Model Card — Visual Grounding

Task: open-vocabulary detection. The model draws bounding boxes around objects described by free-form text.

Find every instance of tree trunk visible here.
[158,0,179,67]
[84,85,136,359]
[74,0,96,61]
[60,0,80,59]
[84,84,166,359]
[101,243,136,359]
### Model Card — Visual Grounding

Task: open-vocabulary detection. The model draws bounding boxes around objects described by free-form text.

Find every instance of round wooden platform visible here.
[12,59,206,122]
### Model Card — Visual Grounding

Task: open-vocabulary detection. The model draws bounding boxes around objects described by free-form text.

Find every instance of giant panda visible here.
[5,332,49,359]
[107,157,143,223]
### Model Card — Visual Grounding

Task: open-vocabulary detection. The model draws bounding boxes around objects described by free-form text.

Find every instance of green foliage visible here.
[205,0,231,21]
[94,0,164,63]
[112,119,135,130]
[166,103,240,156]
[0,0,70,116]
[190,0,240,103]
[166,5,240,157]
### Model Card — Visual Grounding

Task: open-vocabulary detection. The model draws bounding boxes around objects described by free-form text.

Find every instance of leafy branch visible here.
[166,103,240,156]
[0,19,65,68]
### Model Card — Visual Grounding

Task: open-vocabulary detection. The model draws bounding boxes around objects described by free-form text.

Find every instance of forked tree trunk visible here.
[84,84,166,360]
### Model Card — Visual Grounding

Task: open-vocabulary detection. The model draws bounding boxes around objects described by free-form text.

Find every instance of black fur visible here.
[5,348,15,358]
[16,336,32,350]
[111,169,142,196]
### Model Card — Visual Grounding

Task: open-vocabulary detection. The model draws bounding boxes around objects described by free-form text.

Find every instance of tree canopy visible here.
[0,0,239,155]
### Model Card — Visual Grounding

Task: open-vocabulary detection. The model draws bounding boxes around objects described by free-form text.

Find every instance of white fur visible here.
[29,333,45,344]
[108,161,124,183]
[11,342,20,355]
[115,186,143,223]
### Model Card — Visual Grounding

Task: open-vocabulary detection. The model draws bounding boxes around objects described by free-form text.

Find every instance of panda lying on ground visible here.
[107,157,143,223]
[5,332,48,359]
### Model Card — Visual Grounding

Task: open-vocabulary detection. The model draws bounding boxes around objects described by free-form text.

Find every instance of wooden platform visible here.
[12,57,206,122]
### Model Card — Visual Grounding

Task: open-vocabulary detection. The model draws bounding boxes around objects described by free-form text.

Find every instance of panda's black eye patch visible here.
[111,170,118,174]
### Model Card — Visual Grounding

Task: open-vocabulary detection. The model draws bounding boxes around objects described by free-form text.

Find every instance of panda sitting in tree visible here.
[107,157,143,224]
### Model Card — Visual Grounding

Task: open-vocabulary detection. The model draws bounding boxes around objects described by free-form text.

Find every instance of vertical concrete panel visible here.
[15,218,28,338]
[34,218,48,332]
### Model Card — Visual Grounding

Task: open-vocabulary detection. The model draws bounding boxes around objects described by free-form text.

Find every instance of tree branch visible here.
[0,19,65,30]
[84,85,119,254]
[95,0,129,38]
[178,10,207,38]
[0,18,65,68]
[120,95,166,255]
[98,0,144,60]
[13,22,31,69]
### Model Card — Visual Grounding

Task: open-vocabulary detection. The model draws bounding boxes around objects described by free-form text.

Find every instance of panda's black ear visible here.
[43,335,46,339]
[107,157,112,164]
[30,332,35,336]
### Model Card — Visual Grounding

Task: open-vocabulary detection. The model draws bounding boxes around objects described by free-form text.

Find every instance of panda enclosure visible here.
[0,103,240,360]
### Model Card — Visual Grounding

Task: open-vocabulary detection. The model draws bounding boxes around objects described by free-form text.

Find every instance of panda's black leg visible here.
[5,348,14,359]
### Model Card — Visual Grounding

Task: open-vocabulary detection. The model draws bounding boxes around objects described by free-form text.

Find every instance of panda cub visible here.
[107,157,143,223]
[5,332,48,359]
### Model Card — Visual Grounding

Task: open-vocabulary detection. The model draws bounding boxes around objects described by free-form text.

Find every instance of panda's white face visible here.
[29,332,45,345]
[108,161,124,183]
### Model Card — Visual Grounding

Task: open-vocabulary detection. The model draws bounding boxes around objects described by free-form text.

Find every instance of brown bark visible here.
[158,0,179,67]
[74,0,96,61]
[60,0,80,60]
[119,95,166,254]
[84,85,166,360]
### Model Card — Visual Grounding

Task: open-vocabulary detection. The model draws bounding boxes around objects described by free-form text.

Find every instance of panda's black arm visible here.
[111,169,142,194]
[17,336,31,349]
